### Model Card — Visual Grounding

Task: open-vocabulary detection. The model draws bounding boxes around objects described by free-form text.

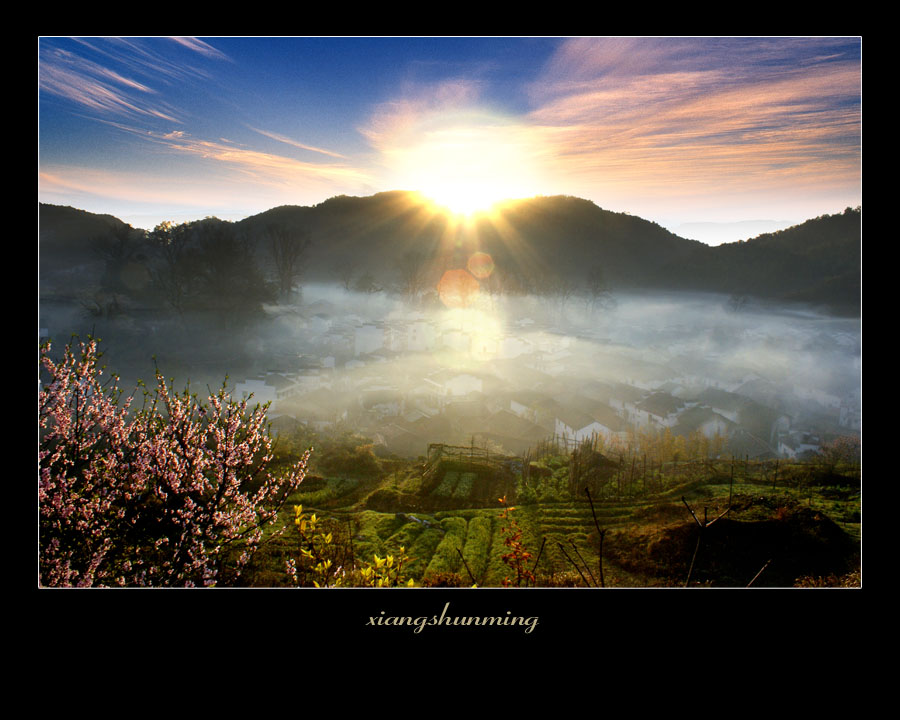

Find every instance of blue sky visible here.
[38,36,861,244]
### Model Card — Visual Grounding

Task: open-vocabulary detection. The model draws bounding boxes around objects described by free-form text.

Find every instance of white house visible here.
[608,383,645,422]
[672,406,735,439]
[407,319,437,352]
[382,321,407,353]
[422,371,484,409]
[554,408,624,448]
[695,388,744,423]
[445,373,483,397]
[633,392,684,429]
[778,432,822,459]
[234,373,300,406]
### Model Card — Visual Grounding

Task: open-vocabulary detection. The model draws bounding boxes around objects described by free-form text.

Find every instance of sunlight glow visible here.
[441,306,504,362]
[391,121,544,217]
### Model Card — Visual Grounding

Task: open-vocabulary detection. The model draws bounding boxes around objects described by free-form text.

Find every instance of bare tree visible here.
[585,264,615,313]
[354,271,383,294]
[543,273,577,320]
[396,251,428,304]
[267,224,310,301]
[727,293,748,313]
[334,261,359,291]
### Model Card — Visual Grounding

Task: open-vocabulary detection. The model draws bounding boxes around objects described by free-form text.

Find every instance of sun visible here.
[390,118,544,217]
[423,179,505,217]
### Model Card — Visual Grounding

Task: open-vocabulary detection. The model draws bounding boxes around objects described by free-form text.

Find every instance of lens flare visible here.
[467,251,495,280]
[437,268,480,309]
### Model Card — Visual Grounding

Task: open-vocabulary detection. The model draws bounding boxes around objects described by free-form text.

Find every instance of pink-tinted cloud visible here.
[524,38,860,213]
[39,167,210,207]
[42,122,376,213]
[169,36,231,61]
[149,131,372,190]
[360,79,485,151]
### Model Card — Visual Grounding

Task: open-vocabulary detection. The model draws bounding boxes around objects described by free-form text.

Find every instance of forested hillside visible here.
[39,194,861,315]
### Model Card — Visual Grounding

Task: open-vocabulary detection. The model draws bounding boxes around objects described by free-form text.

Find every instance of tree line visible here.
[86,217,309,320]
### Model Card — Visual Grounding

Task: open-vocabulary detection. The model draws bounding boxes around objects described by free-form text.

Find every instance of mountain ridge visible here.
[39,191,860,315]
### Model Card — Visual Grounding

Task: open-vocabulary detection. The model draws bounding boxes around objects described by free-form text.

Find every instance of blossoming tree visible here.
[38,337,311,587]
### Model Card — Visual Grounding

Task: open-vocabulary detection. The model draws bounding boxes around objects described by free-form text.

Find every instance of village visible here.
[232,288,862,463]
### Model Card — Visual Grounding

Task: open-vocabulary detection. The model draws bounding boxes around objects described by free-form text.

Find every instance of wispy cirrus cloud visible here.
[143,127,374,194]
[40,38,375,219]
[249,127,348,159]
[39,46,182,122]
[39,37,231,123]
[168,36,231,61]
[521,37,861,214]
[69,36,228,84]
[49,116,375,203]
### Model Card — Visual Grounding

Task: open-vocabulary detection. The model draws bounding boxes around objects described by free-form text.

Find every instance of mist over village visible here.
[38,37,861,591]
[246,286,859,465]
[40,194,860,467]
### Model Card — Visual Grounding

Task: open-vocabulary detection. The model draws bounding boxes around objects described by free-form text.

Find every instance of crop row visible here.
[423,516,468,576]
[432,471,479,500]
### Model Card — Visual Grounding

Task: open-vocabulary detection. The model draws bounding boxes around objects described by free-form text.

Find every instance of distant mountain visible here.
[39,193,861,314]
[673,219,796,245]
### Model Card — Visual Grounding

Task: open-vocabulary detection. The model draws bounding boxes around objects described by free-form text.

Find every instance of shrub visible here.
[364,486,404,510]
[38,337,311,587]
[355,548,415,587]
[317,440,381,478]
[285,504,349,587]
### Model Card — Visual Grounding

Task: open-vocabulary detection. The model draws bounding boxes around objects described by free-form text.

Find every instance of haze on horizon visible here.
[38,36,861,246]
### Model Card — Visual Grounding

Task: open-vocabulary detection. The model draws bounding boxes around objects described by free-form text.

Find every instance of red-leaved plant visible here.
[38,337,311,587]
[499,495,535,587]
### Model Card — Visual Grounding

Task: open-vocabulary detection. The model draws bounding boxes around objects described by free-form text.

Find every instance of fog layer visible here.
[40,282,860,462]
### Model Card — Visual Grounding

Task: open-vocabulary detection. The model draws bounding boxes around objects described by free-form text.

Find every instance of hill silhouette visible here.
[39,192,861,314]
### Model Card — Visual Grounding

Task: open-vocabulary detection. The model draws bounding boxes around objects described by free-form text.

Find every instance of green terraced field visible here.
[262,452,860,588]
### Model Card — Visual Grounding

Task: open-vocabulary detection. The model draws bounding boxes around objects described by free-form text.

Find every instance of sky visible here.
[38,36,862,245]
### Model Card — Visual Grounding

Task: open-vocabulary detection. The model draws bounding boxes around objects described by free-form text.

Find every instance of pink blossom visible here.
[39,338,311,587]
